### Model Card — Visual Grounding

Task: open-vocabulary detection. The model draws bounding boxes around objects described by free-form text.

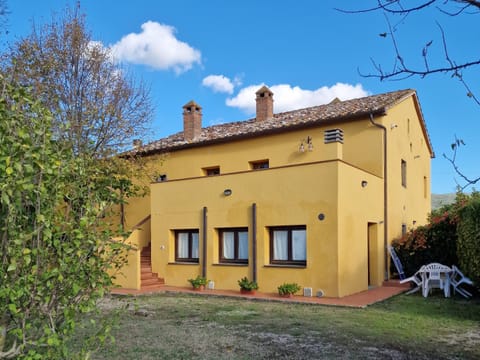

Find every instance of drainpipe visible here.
[202,206,207,278]
[120,186,125,231]
[369,113,389,281]
[252,203,257,282]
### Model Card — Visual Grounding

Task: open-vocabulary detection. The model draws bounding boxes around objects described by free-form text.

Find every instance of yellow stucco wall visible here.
[111,216,151,290]
[123,119,388,224]
[110,234,140,290]
[150,158,384,297]
[151,161,339,294]
[117,93,432,297]
[380,97,432,240]
[337,163,384,296]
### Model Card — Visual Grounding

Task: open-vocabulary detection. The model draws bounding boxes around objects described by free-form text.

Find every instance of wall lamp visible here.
[223,189,232,196]
[299,136,313,152]
[361,180,368,188]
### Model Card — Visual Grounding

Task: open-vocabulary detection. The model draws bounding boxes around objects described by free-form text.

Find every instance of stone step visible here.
[141,272,159,280]
[140,284,164,291]
[141,278,165,286]
[139,243,164,289]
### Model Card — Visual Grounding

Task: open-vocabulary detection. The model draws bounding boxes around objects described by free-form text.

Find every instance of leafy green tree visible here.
[0,75,131,359]
[2,4,152,157]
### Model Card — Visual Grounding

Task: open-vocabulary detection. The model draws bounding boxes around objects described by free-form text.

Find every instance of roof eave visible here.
[133,108,388,157]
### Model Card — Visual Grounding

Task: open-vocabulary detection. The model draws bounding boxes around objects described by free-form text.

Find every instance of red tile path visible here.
[111,280,410,308]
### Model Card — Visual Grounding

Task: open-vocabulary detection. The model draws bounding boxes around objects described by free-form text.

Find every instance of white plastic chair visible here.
[450,265,473,298]
[421,263,452,298]
[388,245,406,280]
[400,266,425,295]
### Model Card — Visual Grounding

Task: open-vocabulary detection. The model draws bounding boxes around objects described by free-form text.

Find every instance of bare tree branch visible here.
[443,137,480,190]
[336,0,437,14]
[361,57,480,80]
[356,4,480,99]
[437,2,472,16]
[343,1,480,85]
[342,1,480,189]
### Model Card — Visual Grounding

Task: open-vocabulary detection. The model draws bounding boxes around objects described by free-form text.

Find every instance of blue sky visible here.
[4,0,479,194]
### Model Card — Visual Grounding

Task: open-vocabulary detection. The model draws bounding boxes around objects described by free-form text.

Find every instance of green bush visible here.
[237,277,259,291]
[456,192,480,285]
[392,191,480,286]
[392,208,458,276]
[188,275,208,289]
[277,283,301,296]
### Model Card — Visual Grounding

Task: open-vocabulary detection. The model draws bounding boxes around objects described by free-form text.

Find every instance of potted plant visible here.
[238,277,259,295]
[277,282,301,298]
[188,275,208,290]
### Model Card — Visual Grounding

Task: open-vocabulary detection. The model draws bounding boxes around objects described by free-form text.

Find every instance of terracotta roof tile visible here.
[135,89,418,155]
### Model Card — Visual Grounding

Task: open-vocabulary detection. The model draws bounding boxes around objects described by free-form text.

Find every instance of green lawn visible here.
[85,292,479,359]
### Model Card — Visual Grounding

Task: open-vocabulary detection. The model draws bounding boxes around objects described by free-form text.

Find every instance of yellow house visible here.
[115,86,433,298]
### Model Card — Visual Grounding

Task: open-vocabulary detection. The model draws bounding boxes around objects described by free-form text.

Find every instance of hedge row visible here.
[392,191,479,284]
[457,195,480,284]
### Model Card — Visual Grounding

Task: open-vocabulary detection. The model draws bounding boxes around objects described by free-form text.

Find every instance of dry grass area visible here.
[85,292,480,359]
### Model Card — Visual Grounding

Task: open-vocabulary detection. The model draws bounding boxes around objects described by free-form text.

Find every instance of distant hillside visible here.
[431,193,456,210]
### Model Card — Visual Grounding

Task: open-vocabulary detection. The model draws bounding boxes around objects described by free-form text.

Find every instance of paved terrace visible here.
[111,281,410,308]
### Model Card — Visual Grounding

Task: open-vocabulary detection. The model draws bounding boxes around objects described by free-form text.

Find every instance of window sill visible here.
[168,262,199,265]
[264,264,306,269]
[213,263,248,267]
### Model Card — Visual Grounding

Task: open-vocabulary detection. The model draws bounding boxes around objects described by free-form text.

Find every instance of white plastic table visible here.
[419,263,452,298]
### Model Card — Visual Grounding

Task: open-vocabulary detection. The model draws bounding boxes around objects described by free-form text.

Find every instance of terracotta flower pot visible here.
[193,285,205,291]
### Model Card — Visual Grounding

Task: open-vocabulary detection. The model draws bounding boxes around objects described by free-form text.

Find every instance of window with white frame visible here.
[175,229,199,263]
[219,228,248,264]
[270,226,306,266]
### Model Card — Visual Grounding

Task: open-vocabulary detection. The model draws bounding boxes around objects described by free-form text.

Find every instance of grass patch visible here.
[82,293,480,359]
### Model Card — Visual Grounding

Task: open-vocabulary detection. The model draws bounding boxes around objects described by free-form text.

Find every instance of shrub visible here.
[237,277,259,291]
[277,283,301,296]
[392,207,458,276]
[392,191,480,285]
[188,275,208,289]
[456,192,480,285]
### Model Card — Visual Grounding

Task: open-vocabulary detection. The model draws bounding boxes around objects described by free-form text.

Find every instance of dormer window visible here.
[250,160,269,170]
[203,166,220,176]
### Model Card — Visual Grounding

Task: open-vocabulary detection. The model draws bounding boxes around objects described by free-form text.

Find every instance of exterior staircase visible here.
[141,244,165,290]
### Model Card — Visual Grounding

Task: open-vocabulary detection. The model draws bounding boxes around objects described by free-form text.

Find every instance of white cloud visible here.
[111,21,201,73]
[226,83,369,114]
[202,75,235,94]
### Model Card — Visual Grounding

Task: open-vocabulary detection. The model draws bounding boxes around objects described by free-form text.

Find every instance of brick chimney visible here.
[255,86,273,121]
[183,100,202,141]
